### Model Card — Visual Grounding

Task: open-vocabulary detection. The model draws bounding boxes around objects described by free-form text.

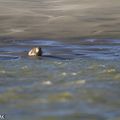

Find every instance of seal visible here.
[28,47,42,56]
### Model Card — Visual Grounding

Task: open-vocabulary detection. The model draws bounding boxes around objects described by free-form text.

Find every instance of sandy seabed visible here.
[0,0,120,40]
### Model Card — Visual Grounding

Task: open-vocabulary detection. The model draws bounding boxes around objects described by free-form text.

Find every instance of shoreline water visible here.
[0,0,120,41]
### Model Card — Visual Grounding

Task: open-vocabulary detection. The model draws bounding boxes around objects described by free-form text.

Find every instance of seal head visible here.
[28,47,42,56]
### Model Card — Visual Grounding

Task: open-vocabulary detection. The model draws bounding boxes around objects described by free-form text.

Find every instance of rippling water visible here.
[0,39,120,120]
[0,0,120,119]
[0,0,120,39]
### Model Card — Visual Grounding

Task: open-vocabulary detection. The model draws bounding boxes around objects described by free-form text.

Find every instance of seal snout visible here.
[28,47,42,56]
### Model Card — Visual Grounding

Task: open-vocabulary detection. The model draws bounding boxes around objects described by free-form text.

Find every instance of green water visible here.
[0,39,120,120]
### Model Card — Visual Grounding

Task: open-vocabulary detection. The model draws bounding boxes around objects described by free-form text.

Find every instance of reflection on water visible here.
[0,39,120,120]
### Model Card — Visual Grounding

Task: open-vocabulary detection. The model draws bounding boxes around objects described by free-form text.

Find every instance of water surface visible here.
[0,39,120,120]
[0,0,120,39]
[0,0,120,119]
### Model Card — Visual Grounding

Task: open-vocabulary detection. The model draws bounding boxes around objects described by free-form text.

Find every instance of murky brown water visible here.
[0,0,120,120]
[0,0,120,40]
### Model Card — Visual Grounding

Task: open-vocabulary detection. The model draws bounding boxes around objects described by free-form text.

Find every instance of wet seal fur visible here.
[28,47,42,56]
[28,47,71,60]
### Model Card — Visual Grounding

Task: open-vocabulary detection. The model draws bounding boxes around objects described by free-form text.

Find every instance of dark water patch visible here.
[0,55,19,60]
[0,45,27,53]
[16,39,64,46]
[43,55,73,60]
[65,38,120,45]
[0,39,120,60]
